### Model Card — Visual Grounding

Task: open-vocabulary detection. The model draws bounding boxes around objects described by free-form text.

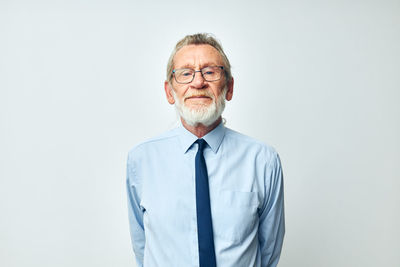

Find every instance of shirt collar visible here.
[177,121,226,154]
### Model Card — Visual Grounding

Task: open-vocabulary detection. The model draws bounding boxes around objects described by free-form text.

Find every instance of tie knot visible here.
[196,139,207,152]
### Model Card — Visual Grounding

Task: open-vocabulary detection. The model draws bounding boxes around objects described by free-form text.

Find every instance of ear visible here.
[164,81,175,105]
[225,77,234,101]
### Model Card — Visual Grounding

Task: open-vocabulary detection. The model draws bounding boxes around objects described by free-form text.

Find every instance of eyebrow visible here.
[176,62,220,69]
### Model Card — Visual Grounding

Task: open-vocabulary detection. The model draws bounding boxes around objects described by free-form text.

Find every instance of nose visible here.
[190,70,206,89]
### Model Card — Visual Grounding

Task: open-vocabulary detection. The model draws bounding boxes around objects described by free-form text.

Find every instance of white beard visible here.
[172,86,227,127]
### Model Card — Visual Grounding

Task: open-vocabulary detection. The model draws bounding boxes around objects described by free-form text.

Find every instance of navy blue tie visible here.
[195,139,216,267]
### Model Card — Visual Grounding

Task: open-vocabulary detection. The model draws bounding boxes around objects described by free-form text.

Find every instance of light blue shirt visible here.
[126,122,285,267]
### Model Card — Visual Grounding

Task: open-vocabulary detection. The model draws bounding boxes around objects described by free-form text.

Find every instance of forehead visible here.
[173,44,223,68]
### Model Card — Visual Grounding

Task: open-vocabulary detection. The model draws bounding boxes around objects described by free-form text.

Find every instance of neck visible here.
[181,117,222,138]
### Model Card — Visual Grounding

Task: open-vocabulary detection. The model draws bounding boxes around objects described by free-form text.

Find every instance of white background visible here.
[1,0,399,266]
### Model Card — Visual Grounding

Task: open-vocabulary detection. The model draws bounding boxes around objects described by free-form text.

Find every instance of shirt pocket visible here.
[212,190,259,244]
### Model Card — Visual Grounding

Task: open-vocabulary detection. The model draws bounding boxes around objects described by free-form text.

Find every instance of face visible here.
[164,44,233,126]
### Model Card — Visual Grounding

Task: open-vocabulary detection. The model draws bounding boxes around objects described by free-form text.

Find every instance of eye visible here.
[180,69,194,76]
[202,67,216,75]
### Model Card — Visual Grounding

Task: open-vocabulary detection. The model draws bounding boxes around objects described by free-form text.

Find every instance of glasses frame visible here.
[172,66,225,84]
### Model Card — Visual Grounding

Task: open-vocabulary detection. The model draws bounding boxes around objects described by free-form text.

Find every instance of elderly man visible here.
[126,33,285,267]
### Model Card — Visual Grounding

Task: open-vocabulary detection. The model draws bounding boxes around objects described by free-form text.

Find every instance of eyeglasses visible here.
[172,66,224,84]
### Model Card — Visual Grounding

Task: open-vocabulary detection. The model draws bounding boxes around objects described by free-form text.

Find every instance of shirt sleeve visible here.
[258,151,285,267]
[126,151,145,267]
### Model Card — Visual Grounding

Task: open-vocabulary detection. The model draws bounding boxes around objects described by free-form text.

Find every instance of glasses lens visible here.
[175,69,194,83]
[201,66,223,82]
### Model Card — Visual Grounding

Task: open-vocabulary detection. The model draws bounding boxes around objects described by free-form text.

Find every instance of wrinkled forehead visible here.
[173,44,224,69]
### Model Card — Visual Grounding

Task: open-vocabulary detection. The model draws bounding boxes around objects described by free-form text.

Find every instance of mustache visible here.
[184,90,214,99]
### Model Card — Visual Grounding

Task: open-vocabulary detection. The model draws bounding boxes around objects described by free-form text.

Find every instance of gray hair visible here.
[166,33,232,84]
